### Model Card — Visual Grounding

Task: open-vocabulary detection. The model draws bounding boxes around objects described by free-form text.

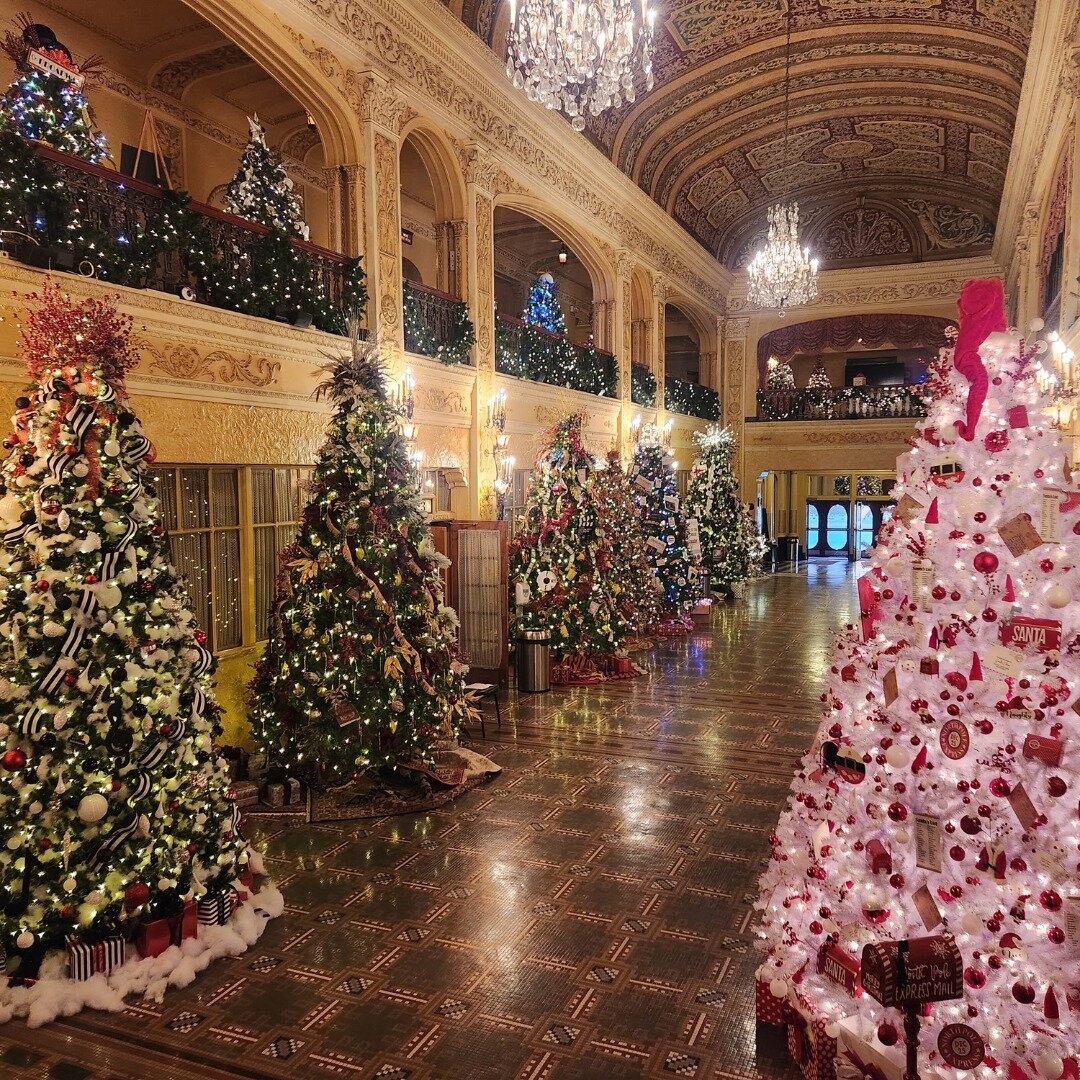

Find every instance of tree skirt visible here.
[551,654,606,686]
[0,876,283,1028]
[651,614,694,636]
[307,744,501,823]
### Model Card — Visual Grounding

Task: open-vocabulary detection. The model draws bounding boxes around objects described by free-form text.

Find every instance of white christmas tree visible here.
[224,115,309,240]
[757,279,1078,1078]
[766,355,796,390]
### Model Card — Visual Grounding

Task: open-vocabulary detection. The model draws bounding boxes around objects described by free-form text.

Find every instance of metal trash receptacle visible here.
[779,535,801,569]
[517,629,551,693]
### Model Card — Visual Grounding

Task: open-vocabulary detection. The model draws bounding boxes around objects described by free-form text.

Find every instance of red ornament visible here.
[1040,890,1062,912]
[973,551,999,574]
[984,430,1009,453]
[194,629,207,646]
[124,882,150,910]
[1047,776,1068,798]
[963,965,986,989]
[34,579,50,592]
[1012,981,1036,1004]
[1,748,27,771]
[877,1022,899,1046]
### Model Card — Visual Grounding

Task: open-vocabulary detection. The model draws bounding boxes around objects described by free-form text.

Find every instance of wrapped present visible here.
[284,777,302,805]
[218,745,250,781]
[785,989,837,1080]
[197,888,237,926]
[755,968,788,1025]
[262,782,285,808]
[67,934,126,981]
[231,780,259,808]
[135,899,197,959]
[232,866,256,903]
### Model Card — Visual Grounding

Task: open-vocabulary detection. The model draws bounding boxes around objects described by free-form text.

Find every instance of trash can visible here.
[778,535,801,570]
[517,629,551,693]
[765,540,779,573]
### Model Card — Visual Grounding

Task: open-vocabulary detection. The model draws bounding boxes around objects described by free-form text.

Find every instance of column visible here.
[652,276,668,415]
[463,145,497,518]
[358,74,408,356]
[434,222,450,293]
[449,219,468,300]
[613,250,634,458]
[1013,202,1040,329]
[591,299,613,350]
[721,317,749,493]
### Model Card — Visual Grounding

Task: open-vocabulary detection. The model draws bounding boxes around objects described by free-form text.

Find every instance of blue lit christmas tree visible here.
[521,273,580,386]
[524,273,567,334]
[0,17,109,164]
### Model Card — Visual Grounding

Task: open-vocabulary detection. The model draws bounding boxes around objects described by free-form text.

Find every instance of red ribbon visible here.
[842,1047,889,1080]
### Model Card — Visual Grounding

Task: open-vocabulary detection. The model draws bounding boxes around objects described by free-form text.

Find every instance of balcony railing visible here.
[495,314,617,397]
[664,376,720,420]
[402,279,474,365]
[631,362,656,407]
[756,385,927,422]
[0,136,366,334]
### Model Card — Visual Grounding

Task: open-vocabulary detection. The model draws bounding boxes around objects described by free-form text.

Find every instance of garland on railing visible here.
[756,384,926,421]
[402,283,475,365]
[631,364,657,407]
[0,133,367,334]
[664,376,720,420]
[494,315,616,397]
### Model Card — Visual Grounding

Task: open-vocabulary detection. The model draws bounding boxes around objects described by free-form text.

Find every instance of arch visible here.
[664,301,702,384]
[398,120,467,222]
[402,257,425,286]
[630,264,654,368]
[756,313,956,383]
[181,0,363,169]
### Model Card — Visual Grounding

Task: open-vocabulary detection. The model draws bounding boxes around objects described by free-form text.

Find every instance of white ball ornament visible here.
[1046,585,1071,609]
[885,745,910,768]
[77,793,108,823]
[62,876,77,892]
[15,930,34,950]
[1030,317,1045,332]
[0,494,23,524]
[1035,1055,1064,1080]
[769,978,788,999]
[960,912,983,935]
[97,583,122,609]
[103,439,121,457]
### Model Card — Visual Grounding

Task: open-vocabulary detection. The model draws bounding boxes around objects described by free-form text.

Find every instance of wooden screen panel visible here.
[448,520,508,686]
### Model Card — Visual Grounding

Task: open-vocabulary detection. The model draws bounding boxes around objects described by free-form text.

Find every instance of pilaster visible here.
[652,276,668,418]
[721,317,749,491]
[613,250,634,459]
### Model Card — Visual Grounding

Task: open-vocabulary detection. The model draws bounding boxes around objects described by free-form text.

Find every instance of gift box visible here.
[834,1018,906,1080]
[785,990,837,1080]
[756,970,787,1025]
[197,888,237,926]
[262,782,285,808]
[1023,733,1064,766]
[231,780,259,808]
[611,656,635,676]
[67,934,126,981]
[284,777,302,805]
[232,866,256,903]
[135,899,197,959]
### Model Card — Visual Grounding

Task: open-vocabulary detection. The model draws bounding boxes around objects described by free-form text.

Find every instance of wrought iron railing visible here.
[402,280,474,364]
[495,314,617,397]
[631,362,657,407]
[756,385,927,421]
[0,137,366,334]
[664,376,720,420]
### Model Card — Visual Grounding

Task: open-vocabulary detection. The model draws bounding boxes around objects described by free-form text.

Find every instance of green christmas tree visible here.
[686,425,765,594]
[249,333,473,785]
[225,115,308,239]
[593,449,662,637]
[0,282,249,950]
[0,18,109,164]
[510,415,627,659]
[628,424,700,621]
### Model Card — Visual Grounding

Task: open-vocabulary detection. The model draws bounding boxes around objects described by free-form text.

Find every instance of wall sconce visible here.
[557,242,568,265]
[396,368,415,419]
[662,418,673,450]
[630,414,642,443]
[488,389,512,519]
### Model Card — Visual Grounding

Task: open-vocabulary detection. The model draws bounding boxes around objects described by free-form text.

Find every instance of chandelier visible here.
[746,203,819,317]
[744,7,819,317]
[505,0,656,131]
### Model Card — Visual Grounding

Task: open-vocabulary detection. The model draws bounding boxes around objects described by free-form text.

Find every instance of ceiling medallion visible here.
[505,0,655,131]
[745,7,819,317]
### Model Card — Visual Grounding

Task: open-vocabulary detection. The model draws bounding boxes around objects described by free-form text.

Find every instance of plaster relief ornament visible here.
[756,278,1078,1076]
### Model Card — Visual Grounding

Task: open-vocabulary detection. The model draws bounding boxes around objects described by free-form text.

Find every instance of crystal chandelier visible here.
[505,0,656,131]
[746,203,819,317]
[745,8,819,317]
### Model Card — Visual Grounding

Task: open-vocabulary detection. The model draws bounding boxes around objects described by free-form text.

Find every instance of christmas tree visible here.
[249,332,474,785]
[225,115,309,240]
[756,279,1078,1075]
[628,424,700,625]
[765,355,796,390]
[0,17,109,164]
[593,449,662,638]
[686,425,764,594]
[0,282,250,951]
[510,415,627,661]
[520,273,580,386]
[806,357,831,389]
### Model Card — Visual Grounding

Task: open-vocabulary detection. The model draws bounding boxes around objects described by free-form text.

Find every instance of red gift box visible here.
[233,866,256,903]
[1007,405,1029,429]
[135,899,197,959]
[785,991,837,1080]
[756,971,787,1025]
[1023,733,1065,766]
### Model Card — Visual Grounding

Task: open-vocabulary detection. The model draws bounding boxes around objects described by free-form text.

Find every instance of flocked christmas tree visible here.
[766,355,796,390]
[756,279,1078,1076]
[0,282,250,953]
[807,357,832,389]
[249,333,473,785]
[686,425,765,594]
[510,415,627,661]
[593,449,662,638]
[629,424,700,624]
[225,115,309,240]
[0,17,109,164]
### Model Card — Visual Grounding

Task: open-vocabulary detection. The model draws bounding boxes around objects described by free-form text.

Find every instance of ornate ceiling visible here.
[462,0,1035,270]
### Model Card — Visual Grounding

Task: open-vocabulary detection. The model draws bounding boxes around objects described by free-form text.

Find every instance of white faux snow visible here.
[0,886,284,1027]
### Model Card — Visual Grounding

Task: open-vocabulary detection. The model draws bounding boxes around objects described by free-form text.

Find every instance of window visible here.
[508,467,533,538]
[854,502,875,556]
[806,504,820,551]
[252,467,312,641]
[420,468,453,515]
[826,504,848,552]
[150,467,242,652]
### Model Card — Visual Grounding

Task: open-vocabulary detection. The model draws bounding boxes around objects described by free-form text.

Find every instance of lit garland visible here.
[756,384,926,421]
[631,365,657,408]
[402,284,475,366]
[0,282,250,950]
[248,333,475,785]
[664,376,720,420]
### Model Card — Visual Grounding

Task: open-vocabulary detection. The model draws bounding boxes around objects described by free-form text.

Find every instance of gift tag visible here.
[893,493,924,525]
[914,812,942,872]
[1041,488,1062,543]
[1007,782,1039,830]
[883,667,899,706]
[912,557,934,610]
[912,883,943,930]
[984,644,1023,679]
[997,513,1044,557]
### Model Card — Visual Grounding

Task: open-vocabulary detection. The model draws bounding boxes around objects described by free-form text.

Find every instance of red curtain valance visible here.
[757,314,956,381]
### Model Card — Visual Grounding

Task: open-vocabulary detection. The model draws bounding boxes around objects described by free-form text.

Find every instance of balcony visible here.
[495,314,617,397]
[664,375,720,420]
[0,136,365,334]
[631,362,657,407]
[402,279,474,365]
[755,385,927,422]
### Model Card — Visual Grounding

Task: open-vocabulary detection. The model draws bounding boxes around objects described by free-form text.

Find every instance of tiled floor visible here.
[0,559,857,1080]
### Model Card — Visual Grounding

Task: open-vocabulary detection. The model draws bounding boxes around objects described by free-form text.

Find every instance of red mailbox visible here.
[861,936,963,1007]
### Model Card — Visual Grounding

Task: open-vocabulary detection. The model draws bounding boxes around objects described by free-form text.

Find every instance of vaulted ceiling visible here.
[462,0,1036,270]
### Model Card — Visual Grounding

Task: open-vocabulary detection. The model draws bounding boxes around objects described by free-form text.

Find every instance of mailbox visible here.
[861,936,963,1007]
